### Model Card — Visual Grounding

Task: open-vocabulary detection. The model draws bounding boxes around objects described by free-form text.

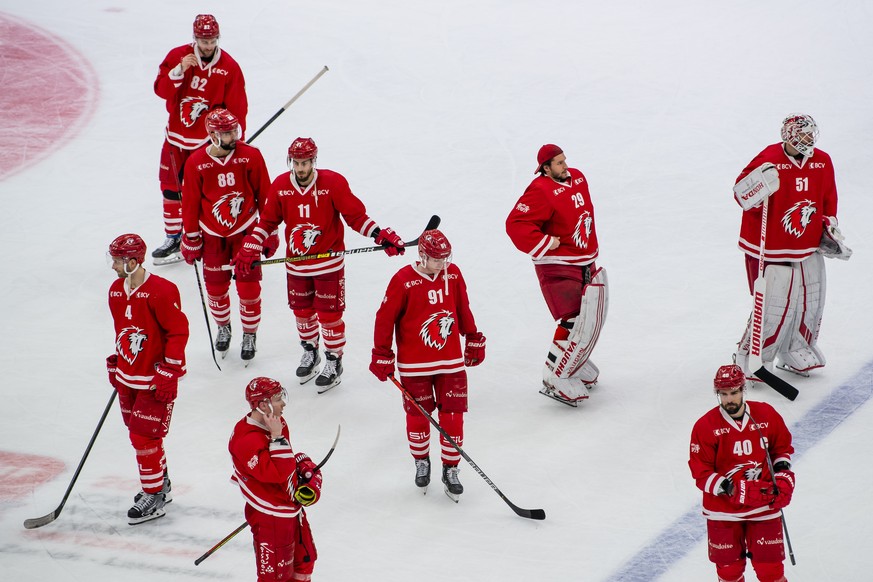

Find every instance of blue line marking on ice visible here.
[604,360,873,582]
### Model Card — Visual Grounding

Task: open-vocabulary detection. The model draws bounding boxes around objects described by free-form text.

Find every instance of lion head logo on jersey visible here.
[781,199,816,238]
[288,223,322,256]
[116,326,148,365]
[419,310,455,350]
[179,96,210,128]
[725,460,763,482]
[212,191,245,228]
[572,211,593,249]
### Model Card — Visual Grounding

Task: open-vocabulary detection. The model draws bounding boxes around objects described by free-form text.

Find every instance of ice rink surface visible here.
[1,1,871,580]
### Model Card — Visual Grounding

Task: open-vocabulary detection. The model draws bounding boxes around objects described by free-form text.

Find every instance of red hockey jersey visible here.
[374,263,479,377]
[154,44,247,150]
[252,169,379,277]
[108,273,189,390]
[229,415,302,519]
[506,168,600,265]
[181,142,271,238]
[688,401,793,522]
[736,144,838,262]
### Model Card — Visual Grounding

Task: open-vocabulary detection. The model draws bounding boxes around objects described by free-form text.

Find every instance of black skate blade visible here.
[776,363,810,377]
[128,507,166,526]
[317,379,341,394]
[539,386,578,407]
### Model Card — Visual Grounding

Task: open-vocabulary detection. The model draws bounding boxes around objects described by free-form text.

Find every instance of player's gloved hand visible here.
[295,452,319,481]
[232,234,263,278]
[734,479,776,508]
[262,231,280,259]
[294,472,323,506]
[369,347,396,381]
[374,227,405,256]
[464,332,486,367]
[153,363,182,403]
[106,354,119,389]
[180,233,203,265]
[772,470,795,510]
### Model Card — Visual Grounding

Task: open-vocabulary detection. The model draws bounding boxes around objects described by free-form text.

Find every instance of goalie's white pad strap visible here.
[734,163,780,211]
[736,264,799,374]
[553,267,608,379]
[779,253,826,371]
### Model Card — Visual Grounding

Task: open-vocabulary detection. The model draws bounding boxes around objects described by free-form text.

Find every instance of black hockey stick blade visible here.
[753,366,799,401]
[23,508,63,530]
[406,215,441,246]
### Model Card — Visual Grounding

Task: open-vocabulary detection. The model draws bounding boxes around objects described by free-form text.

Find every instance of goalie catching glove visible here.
[819,216,852,260]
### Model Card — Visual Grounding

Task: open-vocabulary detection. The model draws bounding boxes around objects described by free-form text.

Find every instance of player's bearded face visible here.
[545,154,570,181]
[110,256,131,278]
[717,388,744,417]
[292,159,314,185]
[195,37,218,59]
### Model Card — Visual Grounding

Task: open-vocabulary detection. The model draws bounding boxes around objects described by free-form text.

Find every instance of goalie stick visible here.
[748,196,799,401]
[194,424,341,566]
[246,66,329,144]
[388,376,546,521]
[24,390,118,529]
[220,215,441,270]
[745,409,796,566]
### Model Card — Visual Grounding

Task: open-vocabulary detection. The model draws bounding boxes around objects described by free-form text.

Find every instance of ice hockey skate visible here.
[241,333,256,365]
[414,458,431,494]
[442,464,463,503]
[134,473,172,505]
[539,382,579,407]
[215,324,232,358]
[775,362,810,377]
[315,352,343,394]
[128,491,166,525]
[296,342,321,384]
[151,235,183,265]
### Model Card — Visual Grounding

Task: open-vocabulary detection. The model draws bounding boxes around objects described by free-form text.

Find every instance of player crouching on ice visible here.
[369,230,486,501]
[505,144,608,406]
[732,113,852,379]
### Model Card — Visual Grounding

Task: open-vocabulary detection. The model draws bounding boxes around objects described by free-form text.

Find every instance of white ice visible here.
[1,1,871,581]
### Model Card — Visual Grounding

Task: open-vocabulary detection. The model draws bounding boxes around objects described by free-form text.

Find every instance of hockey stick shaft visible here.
[194,424,341,565]
[194,262,221,371]
[749,196,799,400]
[247,66,329,144]
[388,376,545,520]
[24,390,118,529]
[745,410,796,565]
[220,215,441,270]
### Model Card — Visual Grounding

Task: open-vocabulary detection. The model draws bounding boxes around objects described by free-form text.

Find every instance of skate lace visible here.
[241,333,256,351]
[132,492,158,513]
[157,237,179,252]
[299,348,317,368]
[321,355,338,377]
[217,325,232,343]
[445,466,461,485]
[415,459,430,478]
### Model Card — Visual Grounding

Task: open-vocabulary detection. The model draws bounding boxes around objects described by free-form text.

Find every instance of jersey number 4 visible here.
[124,305,133,320]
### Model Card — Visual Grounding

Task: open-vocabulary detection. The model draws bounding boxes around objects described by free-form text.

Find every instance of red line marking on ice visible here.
[0,450,65,501]
[0,12,99,180]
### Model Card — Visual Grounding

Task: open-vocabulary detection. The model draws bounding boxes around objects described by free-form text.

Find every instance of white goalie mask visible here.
[781,113,819,158]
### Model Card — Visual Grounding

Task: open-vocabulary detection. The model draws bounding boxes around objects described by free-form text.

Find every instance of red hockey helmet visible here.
[205,108,239,133]
[535,144,563,174]
[418,229,452,260]
[713,364,746,392]
[245,377,285,408]
[109,233,147,264]
[288,137,318,162]
[193,14,220,39]
[780,113,818,157]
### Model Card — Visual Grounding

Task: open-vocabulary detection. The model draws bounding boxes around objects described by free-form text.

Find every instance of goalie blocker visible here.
[542,267,608,404]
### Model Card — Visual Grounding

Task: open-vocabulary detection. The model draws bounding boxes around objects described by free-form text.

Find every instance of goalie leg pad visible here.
[550,267,608,379]
[778,253,826,372]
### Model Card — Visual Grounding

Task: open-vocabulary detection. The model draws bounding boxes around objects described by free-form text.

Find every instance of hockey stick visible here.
[194,424,341,566]
[748,196,799,401]
[745,409,797,565]
[24,390,118,529]
[220,215,441,271]
[194,262,221,371]
[246,66,329,144]
[388,376,546,521]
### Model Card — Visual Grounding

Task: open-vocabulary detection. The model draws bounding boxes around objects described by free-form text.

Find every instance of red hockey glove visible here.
[772,470,795,510]
[374,227,405,257]
[262,231,280,259]
[106,354,119,389]
[369,347,396,381]
[294,452,322,506]
[153,363,182,403]
[464,332,486,367]
[232,234,263,278]
[180,233,203,265]
[734,479,776,508]
[295,452,319,481]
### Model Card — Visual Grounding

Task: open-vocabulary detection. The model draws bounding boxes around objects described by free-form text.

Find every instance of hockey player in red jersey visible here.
[733,114,851,379]
[229,377,322,582]
[233,137,405,392]
[689,364,795,582]
[505,144,608,406]
[369,230,485,500]
[106,234,189,524]
[180,108,272,363]
[152,14,248,265]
